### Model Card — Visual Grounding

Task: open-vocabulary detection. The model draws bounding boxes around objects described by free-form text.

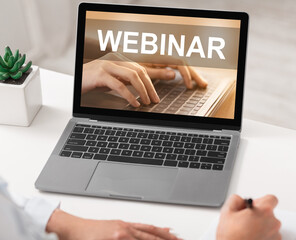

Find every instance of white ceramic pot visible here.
[0,66,42,126]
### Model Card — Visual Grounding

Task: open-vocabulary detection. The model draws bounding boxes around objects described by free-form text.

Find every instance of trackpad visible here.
[86,162,178,199]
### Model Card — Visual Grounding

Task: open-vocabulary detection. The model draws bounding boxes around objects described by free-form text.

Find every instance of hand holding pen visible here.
[216,194,281,240]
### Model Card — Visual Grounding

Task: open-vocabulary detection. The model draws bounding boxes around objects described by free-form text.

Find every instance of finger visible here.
[112,54,160,103]
[222,194,246,212]
[103,74,140,107]
[188,66,208,88]
[145,67,176,80]
[254,195,278,211]
[120,62,160,103]
[104,61,151,105]
[177,65,192,89]
[131,223,179,240]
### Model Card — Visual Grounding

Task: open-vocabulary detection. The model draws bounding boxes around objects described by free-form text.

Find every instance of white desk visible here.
[1,69,296,240]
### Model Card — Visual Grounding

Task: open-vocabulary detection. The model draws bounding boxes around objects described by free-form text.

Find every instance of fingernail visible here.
[135,101,140,107]
[155,95,160,103]
[166,70,175,79]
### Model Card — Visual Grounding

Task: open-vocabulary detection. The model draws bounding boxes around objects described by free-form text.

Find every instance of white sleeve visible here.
[9,191,60,231]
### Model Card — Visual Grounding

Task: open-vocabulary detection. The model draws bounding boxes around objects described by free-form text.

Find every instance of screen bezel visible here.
[73,3,248,131]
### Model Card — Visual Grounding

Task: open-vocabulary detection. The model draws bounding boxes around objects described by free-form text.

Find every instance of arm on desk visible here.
[46,209,180,240]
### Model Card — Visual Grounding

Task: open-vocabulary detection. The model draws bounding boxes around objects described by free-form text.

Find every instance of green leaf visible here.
[0,72,10,81]
[0,64,9,73]
[9,61,20,73]
[0,56,8,68]
[12,49,19,65]
[20,61,32,73]
[5,46,13,57]
[4,52,9,62]
[10,71,22,80]
[7,56,14,68]
[18,54,26,67]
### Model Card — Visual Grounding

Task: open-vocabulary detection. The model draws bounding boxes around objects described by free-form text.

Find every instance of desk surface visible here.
[0,69,296,240]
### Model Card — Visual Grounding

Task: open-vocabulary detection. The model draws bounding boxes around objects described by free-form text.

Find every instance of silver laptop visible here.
[35,3,248,207]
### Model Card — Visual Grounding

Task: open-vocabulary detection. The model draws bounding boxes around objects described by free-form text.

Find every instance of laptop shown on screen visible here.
[35,3,248,207]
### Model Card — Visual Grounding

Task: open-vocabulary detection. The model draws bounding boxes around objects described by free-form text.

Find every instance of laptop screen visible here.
[75,4,248,129]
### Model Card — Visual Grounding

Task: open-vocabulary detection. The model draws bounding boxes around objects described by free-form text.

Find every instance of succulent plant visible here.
[0,46,32,81]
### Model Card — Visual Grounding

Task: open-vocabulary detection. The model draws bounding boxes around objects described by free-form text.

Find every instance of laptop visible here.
[35,3,248,207]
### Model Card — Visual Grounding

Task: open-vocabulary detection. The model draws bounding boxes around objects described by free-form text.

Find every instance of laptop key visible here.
[178,161,189,168]
[166,154,177,160]
[189,162,200,169]
[132,151,143,157]
[177,155,188,161]
[122,150,132,156]
[140,139,151,145]
[203,138,213,144]
[86,134,97,140]
[173,142,184,148]
[99,148,110,154]
[214,139,230,146]
[126,132,137,137]
[70,133,86,139]
[144,152,154,158]
[97,136,108,141]
[162,141,173,147]
[82,153,94,159]
[60,151,71,157]
[119,143,129,149]
[110,149,121,155]
[163,147,173,153]
[88,147,100,153]
[155,153,165,159]
[200,157,225,164]
[97,142,108,148]
[184,143,195,148]
[152,146,162,152]
[73,127,84,133]
[201,163,212,170]
[118,137,129,143]
[130,144,140,150]
[213,164,224,170]
[206,145,217,151]
[140,145,151,151]
[94,154,107,160]
[108,155,163,166]
[67,139,86,146]
[184,149,196,155]
[71,152,82,158]
[107,142,118,148]
[174,148,185,154]
[218,146,229,152]
[64,145,88,152]
[151,140,161,146]
[86,141,96,147]
[188,156,200,161]
[129,138,140,144]
[208,151,227,158]
[196,150,207,156]
[164,160,178,167]
[83,128,94,134]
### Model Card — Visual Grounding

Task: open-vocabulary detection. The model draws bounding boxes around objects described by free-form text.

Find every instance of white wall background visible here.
[1,0,295,130]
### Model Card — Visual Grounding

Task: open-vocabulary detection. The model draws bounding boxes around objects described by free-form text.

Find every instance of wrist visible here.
[46,209,81,240]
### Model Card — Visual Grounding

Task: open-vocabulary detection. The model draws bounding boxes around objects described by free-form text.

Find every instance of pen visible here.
[245,198,253,208]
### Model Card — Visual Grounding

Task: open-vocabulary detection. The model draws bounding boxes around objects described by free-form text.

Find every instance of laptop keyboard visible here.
[124,78,218,115]
[60,124,231,171]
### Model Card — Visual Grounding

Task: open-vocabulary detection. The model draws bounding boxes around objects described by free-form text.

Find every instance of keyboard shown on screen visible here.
[60,124,231,171]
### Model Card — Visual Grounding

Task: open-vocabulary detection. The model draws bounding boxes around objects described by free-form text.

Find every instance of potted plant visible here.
[0,46,42,126]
